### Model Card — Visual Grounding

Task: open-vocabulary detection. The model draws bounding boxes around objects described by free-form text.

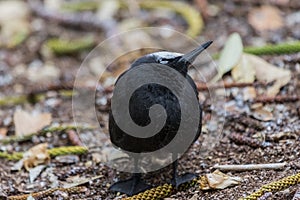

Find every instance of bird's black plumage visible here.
[109,72,201,153]
[108,41,212,196]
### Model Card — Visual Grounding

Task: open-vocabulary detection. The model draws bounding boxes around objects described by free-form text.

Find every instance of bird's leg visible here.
[171,154,197,188]
[109,157,151,196]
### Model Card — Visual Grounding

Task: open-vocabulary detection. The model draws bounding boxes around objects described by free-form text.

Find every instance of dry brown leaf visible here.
[63,175,103,188]
[13,109,52,136]
[23,143,50,171]
[200,170,242,190]
[248,5,283,32]
[252,108,274,121]
[0,127,8,139]
[243,87,257,101]
[232,54,256,83]
[246,54,291,96]
[251,103,263,110]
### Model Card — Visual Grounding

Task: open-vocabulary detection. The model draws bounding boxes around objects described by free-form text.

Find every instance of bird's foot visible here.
[171,173,197,188]
[109,177,151,196]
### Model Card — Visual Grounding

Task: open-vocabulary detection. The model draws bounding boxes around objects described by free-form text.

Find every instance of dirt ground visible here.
[0,0,300,199]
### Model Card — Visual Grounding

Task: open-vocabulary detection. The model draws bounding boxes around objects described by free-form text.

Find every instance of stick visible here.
[214,163,287,171]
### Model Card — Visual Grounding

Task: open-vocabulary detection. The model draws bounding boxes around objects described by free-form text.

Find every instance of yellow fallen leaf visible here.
[246,54,291,96]
[200,170,242,190]
[23,143,50,171]
[248,5,283,32]
[13,110,52,136]
[232,54,256,83]
[211,32,243,83]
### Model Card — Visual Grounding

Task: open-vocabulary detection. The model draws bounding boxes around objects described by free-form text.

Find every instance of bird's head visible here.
[131,41,213,75]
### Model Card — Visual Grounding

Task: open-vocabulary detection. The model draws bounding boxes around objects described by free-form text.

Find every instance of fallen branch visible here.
[214,162,287,171]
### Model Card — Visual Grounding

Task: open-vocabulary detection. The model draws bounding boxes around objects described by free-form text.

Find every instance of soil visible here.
[0,0,300,199]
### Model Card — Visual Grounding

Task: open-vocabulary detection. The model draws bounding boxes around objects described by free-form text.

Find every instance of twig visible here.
[28,81,76,95]
[214,163,287,171]
[67,129,84,146]
[253,95,300,104]
[196,81,267,91]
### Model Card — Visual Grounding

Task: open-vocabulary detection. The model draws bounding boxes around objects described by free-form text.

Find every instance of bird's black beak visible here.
[178,40,213,66]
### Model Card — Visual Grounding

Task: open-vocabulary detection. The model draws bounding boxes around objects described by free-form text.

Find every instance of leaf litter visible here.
[13,110,52,137]
[0,1,299,199]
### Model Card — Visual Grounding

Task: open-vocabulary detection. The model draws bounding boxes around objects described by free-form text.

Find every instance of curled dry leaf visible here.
[211,32,243,83]
[13,109,52,136]
[200,170,242,190]
[247,54,291,96]
[248,5,283,32]
[232,53,291,96]
[23,143,50,171]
